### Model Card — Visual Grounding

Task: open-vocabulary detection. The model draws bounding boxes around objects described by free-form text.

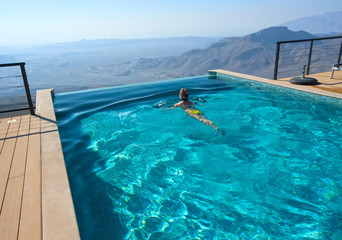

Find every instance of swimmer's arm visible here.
[189,101,201,106]
[162,107,174,111]
[163,102,180,110]
[191,101,204,106]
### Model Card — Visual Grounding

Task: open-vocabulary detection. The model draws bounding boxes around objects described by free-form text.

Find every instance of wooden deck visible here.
[278,70,342,95]
[0,89,80,240]
[0,115,41,239]
[1,70,341,240]
[211,70,342,99]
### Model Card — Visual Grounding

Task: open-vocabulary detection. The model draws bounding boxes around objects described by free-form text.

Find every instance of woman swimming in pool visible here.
[171,88,222,133]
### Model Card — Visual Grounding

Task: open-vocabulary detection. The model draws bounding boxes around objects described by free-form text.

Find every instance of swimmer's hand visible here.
[217,128,225,135]
[153,100,177,110]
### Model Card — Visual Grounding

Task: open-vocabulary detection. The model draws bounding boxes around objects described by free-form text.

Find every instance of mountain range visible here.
[281,11,342,35]
[116,11,342,80]
[116,26,341,80]
[1,11,342,95]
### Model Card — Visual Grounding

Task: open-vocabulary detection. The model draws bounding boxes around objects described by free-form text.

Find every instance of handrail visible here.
[273,36,342,80]
[276,35,342,44]
[0,62,26,67]
[0,62,35,115]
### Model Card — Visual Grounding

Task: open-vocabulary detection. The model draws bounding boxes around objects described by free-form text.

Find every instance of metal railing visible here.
[0,62,35,115]
[273,36,342,80]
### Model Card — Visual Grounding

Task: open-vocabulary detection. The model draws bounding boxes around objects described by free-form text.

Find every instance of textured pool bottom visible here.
[79,81,342,240]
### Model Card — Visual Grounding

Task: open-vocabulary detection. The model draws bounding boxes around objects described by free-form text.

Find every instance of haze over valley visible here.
[0,11,341,112]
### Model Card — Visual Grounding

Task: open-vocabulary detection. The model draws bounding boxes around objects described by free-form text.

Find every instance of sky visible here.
[0,0,341,46]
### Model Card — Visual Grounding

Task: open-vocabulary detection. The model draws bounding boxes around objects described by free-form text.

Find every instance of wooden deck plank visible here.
[9,116,30,179]
[0,117,10,132]
[18,115,42,240]
[0,117,20,210]
[311,71,342,94]
[0,118,11,155]
[0,116,30,239]
[0,176,24,240]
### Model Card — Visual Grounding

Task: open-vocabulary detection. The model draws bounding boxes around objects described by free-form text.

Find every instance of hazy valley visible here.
[0,11,341,111]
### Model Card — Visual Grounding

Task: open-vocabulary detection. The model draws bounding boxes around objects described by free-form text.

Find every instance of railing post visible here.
[307,40,313,75]
[338,40,342,65]
[273,42,281,80]
[20,63,35,115]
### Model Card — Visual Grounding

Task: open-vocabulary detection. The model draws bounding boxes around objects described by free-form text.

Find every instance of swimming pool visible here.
[54,75,342,240]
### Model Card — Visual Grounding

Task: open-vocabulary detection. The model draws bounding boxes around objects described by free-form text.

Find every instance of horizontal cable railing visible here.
[273,36,342,80]
[0,75,23,79]
[0,62,35,115]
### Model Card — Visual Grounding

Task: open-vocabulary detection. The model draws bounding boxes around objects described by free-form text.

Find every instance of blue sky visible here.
[0,0,341,46]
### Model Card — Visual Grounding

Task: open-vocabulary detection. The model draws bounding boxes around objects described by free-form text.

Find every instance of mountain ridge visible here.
[281,11,342,34]
[122,27,317,79]
[2,12,341,93]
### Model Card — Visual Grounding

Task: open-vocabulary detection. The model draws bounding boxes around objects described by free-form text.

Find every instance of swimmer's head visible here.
[179,88,189,101]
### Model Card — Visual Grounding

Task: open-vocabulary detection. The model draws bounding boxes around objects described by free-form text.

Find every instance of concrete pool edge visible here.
[209,69,342,100]
[36,89,80,239]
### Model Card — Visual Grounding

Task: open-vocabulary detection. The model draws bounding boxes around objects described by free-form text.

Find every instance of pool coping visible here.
[209,69,342,100]
[35,89,80,240]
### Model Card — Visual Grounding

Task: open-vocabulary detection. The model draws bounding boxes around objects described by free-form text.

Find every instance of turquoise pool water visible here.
[54,75,342,240]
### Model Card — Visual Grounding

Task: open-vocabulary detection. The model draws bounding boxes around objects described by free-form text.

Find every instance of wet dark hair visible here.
[180,88,189,101]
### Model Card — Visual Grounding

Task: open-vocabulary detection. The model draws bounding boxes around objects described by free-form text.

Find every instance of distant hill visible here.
[0,37,223,59]
[281,11,342,34]
[0,36,223,92]
[120,27,316,79]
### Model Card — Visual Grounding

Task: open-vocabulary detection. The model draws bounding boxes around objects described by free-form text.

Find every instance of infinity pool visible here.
[54,75,342,240]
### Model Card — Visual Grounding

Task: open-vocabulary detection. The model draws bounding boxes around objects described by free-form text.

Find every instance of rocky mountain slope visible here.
[120,27,316,79]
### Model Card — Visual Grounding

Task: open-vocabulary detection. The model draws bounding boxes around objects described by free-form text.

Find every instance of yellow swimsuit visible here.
[188,109,201,115]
